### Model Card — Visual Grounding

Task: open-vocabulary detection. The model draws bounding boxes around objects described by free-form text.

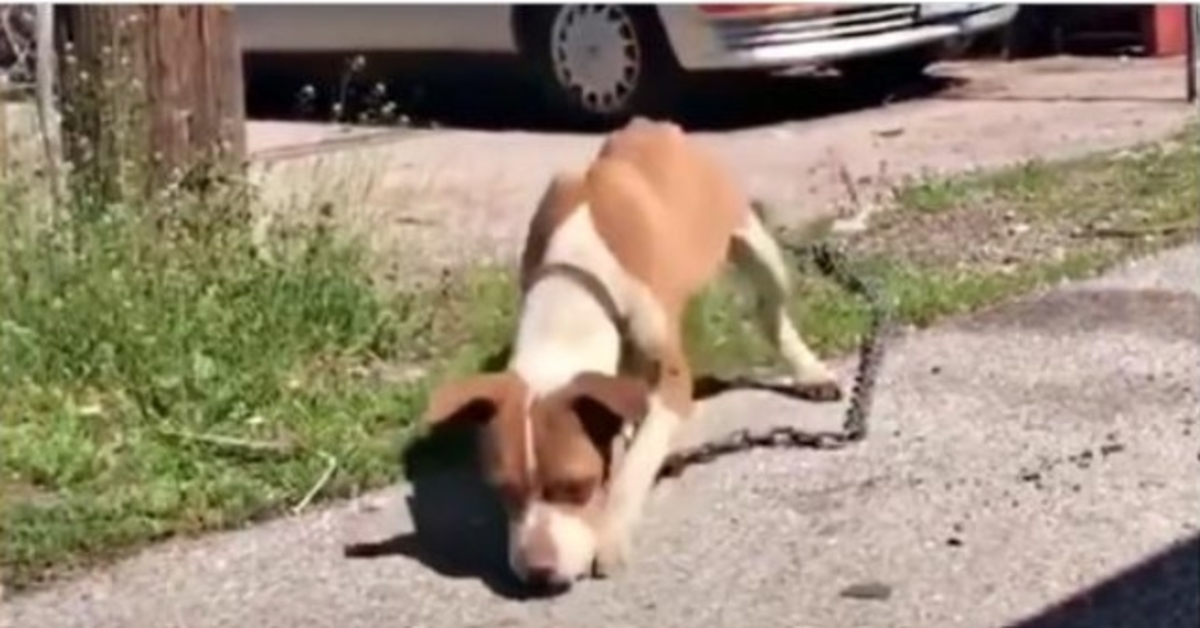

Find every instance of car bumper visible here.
[659,3,1019,71]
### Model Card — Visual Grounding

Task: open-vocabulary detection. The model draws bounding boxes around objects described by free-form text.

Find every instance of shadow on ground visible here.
[244,52,962,134]
[935,92,1187,105]
[1006,533,1200,628]
[343,431,534,599]
[341,370,822,600]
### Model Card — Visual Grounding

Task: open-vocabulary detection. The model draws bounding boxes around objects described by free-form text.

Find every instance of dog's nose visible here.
[524,567,571,595]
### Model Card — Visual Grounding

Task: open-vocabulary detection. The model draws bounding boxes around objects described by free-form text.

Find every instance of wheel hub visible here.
[551,5,641,114]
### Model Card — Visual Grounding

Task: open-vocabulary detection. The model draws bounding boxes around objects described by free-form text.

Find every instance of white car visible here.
[237,3,1019,124]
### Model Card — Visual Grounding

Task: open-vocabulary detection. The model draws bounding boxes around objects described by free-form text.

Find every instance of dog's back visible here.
[521,119,752,308]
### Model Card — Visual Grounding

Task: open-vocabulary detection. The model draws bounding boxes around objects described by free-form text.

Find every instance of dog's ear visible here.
[566,372,651,445]
[423,372,521,431]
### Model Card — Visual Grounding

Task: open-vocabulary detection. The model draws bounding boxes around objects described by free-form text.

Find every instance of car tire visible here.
[516,5,683,128]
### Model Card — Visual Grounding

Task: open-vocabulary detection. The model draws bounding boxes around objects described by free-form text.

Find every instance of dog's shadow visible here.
[342,424,544,599]
[342,352,814,599]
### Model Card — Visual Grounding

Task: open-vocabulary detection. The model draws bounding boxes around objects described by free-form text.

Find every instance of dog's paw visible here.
[793,379,844,402]
[591,527,632,579]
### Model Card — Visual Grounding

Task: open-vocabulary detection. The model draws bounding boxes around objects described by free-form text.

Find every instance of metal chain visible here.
[658,239,894,479]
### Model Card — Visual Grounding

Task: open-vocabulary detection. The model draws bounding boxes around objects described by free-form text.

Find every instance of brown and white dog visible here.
[422,118,842,593]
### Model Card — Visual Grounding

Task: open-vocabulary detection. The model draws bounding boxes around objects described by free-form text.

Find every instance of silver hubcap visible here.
[550,5,641,114]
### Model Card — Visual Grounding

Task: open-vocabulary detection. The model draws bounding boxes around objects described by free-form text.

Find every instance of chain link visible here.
[659,237,894,480]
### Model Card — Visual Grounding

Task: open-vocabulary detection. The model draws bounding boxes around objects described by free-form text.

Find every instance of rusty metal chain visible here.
[659,238,894,479]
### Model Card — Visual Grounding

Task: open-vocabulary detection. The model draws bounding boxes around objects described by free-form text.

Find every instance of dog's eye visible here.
[493,480,527,509]
[545,479,595,505]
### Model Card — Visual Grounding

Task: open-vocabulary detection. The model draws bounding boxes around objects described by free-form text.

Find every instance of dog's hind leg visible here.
[728,211,843,401]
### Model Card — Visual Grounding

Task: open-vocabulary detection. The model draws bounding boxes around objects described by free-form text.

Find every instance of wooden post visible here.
[1187,4,1198,103]
[55,4,245,203]
[35,3,62,205]
[0,74,8,179]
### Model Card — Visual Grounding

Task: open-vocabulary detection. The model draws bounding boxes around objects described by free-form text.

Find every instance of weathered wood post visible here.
[55,4,246,203]
[1187,4,1198,103]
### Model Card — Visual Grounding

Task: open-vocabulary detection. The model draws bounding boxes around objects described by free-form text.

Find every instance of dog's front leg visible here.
[594,349,692,578]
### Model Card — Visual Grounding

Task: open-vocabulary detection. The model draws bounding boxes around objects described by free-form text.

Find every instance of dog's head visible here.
[423,370,650,592]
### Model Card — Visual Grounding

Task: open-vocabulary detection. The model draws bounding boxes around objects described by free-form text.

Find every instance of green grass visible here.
[2,127,1196,592]
[683,128,1198,375]
[0,179,429,586]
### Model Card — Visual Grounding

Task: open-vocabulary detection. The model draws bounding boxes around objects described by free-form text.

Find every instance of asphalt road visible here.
[6,243,1198,628]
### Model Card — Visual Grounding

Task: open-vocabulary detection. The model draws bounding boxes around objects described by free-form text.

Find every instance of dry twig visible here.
[154,426,299,457]
[154,425,340,516]
[1073,218,1198,240]
[292,450,339,515]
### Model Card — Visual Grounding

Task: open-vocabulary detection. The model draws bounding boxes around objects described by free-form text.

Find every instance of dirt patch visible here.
[849,135,1198,274]
[850,197,1080,272]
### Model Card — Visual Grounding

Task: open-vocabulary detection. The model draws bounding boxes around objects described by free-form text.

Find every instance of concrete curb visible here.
[249,125,429,164]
